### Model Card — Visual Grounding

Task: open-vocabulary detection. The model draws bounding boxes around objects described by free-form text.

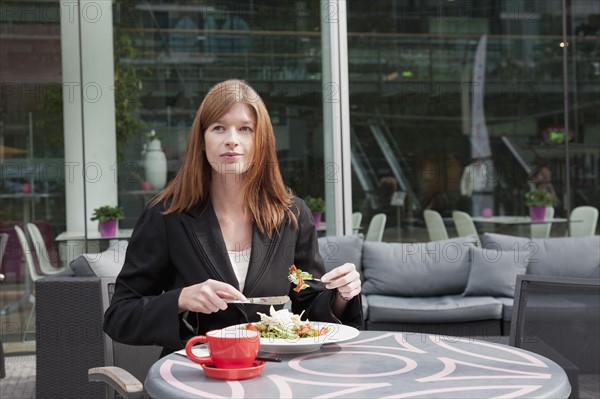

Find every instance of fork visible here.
[288,275,328,284]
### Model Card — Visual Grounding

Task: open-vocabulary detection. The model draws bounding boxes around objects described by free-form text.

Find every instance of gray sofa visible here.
[319,233,600,336]
[35,233,599,397]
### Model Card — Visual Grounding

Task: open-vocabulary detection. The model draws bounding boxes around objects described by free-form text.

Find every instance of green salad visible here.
[244,306,329,339]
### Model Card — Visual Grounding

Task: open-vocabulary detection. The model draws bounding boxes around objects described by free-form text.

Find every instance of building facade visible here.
[1,0,599,339]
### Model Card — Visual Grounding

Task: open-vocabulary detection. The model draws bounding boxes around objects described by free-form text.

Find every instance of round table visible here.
[145,331,571,398]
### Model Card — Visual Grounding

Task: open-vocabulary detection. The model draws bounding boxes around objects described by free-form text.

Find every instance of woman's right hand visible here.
[178,279,245,314]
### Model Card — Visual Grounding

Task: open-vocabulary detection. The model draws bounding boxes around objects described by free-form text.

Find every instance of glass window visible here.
[1,1,66,347]
[347,0,599,242]
[2,0,598,348]
[114,1,330,231]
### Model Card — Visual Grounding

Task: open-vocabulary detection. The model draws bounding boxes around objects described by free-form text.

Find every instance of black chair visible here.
[36,276,160,398]
[89,278,161,398]
[510,275,600,399]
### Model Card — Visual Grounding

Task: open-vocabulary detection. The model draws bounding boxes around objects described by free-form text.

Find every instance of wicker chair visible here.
[36,276,160,398]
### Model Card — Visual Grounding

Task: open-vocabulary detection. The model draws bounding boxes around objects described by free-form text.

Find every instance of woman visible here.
[103,80,362,355]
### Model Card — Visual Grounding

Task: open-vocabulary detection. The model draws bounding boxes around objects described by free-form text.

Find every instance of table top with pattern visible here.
[145,330,570,399]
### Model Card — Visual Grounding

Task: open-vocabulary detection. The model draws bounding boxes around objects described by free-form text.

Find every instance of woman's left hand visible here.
[321,263,361,301]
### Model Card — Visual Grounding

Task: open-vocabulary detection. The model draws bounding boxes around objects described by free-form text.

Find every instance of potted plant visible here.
[524,189,553,221]
[304,195,325,229]
[91,205,125,237]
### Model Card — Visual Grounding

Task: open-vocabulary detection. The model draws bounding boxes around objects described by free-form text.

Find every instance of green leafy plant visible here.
[90,205,125,222]
[114,4,149,160]
[304,195,325,213]
[524,190,553,207]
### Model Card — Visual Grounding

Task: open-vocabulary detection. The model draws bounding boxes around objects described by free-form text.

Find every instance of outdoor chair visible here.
[365,213,386,242]
[570,206,599,237]
[423,210,449,241]
[530,206,555,238]
[0,233,8,267]
[0,232,8,284]
[35,275,160,398]
[452,211,481,245]
[0,330,4,380]
[13,225,41,341]
[0,261,5,379]
[27,223,68,275]
[88,278,161,398]
[352,212,363,234]
[510,275,600,399]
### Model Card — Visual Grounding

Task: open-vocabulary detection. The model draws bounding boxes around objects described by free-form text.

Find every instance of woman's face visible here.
[204,102,256,178]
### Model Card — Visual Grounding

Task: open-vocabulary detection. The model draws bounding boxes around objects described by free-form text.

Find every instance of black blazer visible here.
[103,197,362,354]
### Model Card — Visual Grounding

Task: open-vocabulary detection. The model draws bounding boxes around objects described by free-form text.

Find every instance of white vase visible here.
[144,139,167,190]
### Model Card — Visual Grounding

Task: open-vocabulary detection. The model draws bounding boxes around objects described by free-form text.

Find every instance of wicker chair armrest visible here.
[88,366,145,399]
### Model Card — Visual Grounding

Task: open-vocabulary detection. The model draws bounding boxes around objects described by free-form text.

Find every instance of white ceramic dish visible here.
[224,322,359,354]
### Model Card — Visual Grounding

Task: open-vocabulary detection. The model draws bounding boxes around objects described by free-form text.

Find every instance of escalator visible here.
[501,136,533,177]
[350,118,420,216]
[368,119,419,211]
[350,129,379,210]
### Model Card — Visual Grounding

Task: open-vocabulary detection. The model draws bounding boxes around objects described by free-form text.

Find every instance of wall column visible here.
[321,0,352,235]
[60,0,117,236]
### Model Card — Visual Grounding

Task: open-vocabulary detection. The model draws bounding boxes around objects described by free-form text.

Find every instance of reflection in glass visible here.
[347,1,599,241]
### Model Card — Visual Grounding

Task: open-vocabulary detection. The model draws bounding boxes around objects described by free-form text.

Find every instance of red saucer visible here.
[201,361,266,381]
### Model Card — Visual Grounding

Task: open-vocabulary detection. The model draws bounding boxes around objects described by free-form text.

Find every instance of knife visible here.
[225,295,290,305]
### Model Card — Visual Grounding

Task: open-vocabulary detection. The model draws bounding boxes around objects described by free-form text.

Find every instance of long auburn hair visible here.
[150,79,297,236]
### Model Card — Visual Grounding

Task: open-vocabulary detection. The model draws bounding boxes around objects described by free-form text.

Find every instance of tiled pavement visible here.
[0,355,35,399]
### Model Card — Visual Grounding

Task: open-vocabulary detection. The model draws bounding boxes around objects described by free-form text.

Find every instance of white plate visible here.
[224,322,359,354]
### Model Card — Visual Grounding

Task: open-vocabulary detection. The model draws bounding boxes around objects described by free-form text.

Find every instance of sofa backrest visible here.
[69,240,128,278]
[361,236,478,297]
[317,234,364,276]
[317,233,599,303]
[482,233,600,279]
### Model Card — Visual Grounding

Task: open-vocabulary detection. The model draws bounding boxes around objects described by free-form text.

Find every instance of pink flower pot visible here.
[98,219,118,237]
[529,205,546,221]
[141,181,152,191]
[312,212,322,229]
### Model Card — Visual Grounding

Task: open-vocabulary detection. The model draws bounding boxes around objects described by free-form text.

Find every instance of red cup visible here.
[185,328,260,369]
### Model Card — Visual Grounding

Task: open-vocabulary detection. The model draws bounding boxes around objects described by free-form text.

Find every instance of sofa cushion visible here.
[318,234,363,275]
[495,297,514,322]
[69,240,128,277]
[69,256,96,277]
[464,246,528,298]
[366,294,503,323]
[361,237,478,297]
[482,234,600,278]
